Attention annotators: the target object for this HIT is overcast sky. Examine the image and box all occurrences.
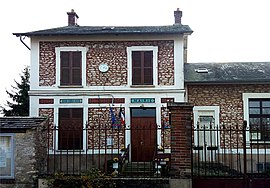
[1,0,270,110]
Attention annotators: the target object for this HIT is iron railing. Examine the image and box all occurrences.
[192,120,270,178]
[46,123,171,177]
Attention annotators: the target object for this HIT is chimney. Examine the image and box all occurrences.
[67,9,79,26]
[174,8,182,25]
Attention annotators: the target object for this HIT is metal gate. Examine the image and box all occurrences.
[192,121,270,188]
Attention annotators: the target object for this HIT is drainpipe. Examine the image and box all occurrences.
[20,35,30,50]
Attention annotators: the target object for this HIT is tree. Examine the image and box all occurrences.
[1,66,30,116]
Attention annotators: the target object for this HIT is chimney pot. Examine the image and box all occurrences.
[67,9,79,26]
[174,8,182,25]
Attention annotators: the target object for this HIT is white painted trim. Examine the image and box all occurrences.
[193,106,220,125]
[193,106,220,161]
[55,47,88,87]
[30,40,39,89]
[127,46,158,86]
[243,93,270,144]
[174,36,184,89]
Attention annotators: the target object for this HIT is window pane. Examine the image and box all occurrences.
[61,69,70,85]
[249,108,260,114]
[132,68,141,85]
[72,52,81,68]
[60,52,70,67]
[131,108,156,117]
[262,118,270,128]
[262,101,270,107]
[144,51,153,67]
[262,108,270,114]
[144,67,153,84]
[249,118,260,130]
[0,136,12,177]
[132,51,141,67]
[249,101,260,107]
[72,69,81,85]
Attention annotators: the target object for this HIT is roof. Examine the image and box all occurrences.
[184,62,270,84]
[0,117,47,130]
[13,25,193,37]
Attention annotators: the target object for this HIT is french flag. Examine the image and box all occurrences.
[119,107,125,126]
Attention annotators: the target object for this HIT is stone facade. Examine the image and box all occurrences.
[188,84,270,148]
[0,119,48,188]
[39,108,54,148]
[88,107,125,149]
[39,40,174,86]
[187,84,270,128]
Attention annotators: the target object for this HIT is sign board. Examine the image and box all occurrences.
[131,98,155,103]
[60,99,82,104]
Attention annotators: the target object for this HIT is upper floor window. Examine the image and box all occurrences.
[132,51,153,85]
[60,51,82,86]
[249,99,270,140]
[56,47,87,87]
[127,46,158,86]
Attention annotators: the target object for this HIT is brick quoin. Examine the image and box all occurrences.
[168,102,193,178]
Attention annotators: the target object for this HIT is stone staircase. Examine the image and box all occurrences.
[121,162,155,177]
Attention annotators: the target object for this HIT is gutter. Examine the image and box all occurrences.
[19,35,30,50]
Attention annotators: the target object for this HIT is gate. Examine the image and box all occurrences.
[192,121,270,188]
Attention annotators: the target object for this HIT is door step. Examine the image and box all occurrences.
[122,162,155,177]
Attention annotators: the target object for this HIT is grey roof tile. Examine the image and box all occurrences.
[13,25,193,37]
[0,117,47,130]
[184,62,270,84]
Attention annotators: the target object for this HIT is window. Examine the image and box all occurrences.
[249,99,270,140]
[60,51,82,86]
[127,46,158,86]
[56,47,87,87]
[193,106,220,161]
[132,51,153,85]
[0,134,14,179]
[58,108,83,150]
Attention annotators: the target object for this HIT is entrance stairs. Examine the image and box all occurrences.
[121,162,155,177]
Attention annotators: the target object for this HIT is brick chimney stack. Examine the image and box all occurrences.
[174,8,182,25]
[67,9,79,26]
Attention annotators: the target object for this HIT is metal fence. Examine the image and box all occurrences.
[46,123,171,177]
[192,120,270,178]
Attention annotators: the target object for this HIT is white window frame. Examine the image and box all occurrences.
[127,46,158,86]
[55,47,88,87]
[193,106,220,144]
[243,93,270,143]
[0,133,14,179]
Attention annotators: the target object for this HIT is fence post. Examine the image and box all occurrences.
[167,102,193,188]
[243,120,248,187]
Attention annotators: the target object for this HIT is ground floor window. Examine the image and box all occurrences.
[0,134,14,178]
[249,99,270,141]
[58,108,83,150]
[193,106,220,161]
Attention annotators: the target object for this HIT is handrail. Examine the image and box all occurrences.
[119,144,130,174]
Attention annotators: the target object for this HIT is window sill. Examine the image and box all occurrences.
[58,85,83,88]
[130,85,155,88]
